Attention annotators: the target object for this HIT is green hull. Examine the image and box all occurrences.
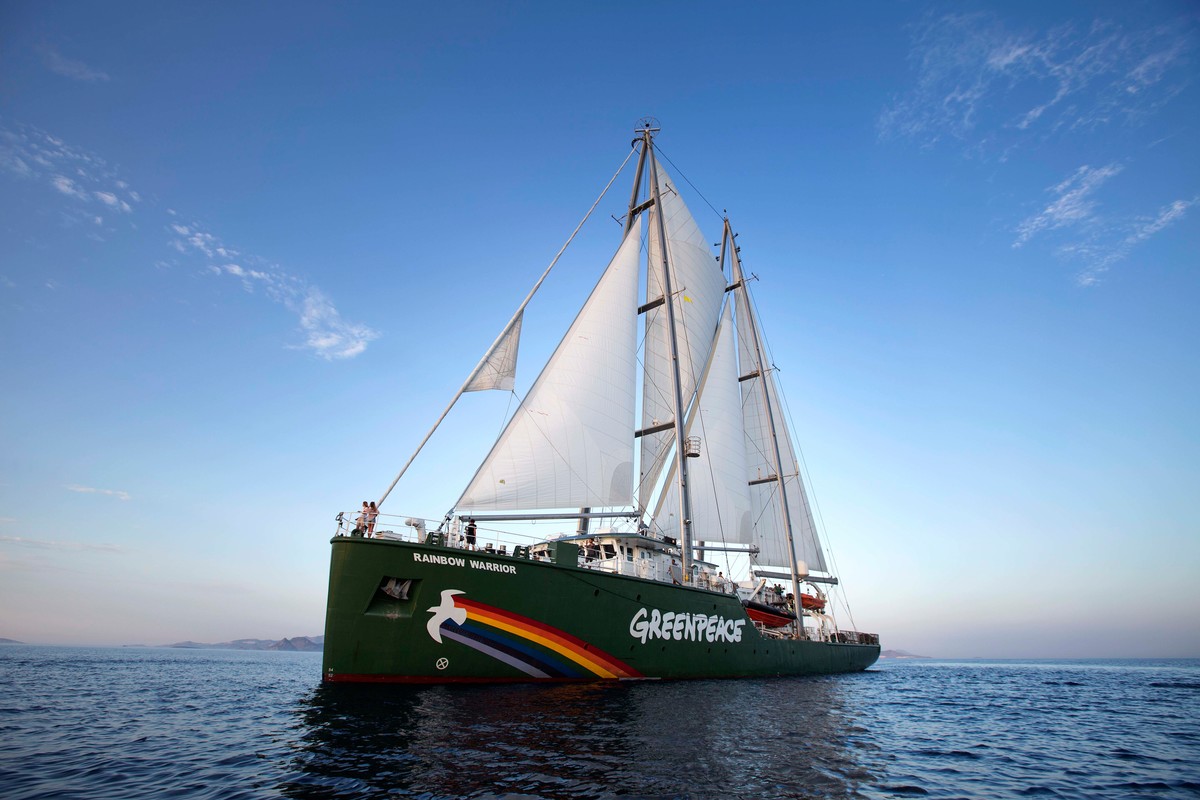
[322,536,879,683]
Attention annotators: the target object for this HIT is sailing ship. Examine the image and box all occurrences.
[322,122,879,683]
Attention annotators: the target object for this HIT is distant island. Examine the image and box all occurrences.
[0,637,23,644]
[880,649,932,659]
[165,636,323,652]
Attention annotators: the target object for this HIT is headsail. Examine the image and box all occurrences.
[458,217,643,511]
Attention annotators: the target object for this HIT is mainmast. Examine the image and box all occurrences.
[726,219,807,633]
[642,124,697,581]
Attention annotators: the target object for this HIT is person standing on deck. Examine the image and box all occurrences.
[355,501,369,536]
[366,502,379,537]
[465,518,477,549]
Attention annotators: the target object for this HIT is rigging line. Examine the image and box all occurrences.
[653,144,725,224]
[498,390,518,440]
[383,147,636,511]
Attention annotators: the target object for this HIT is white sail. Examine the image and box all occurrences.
[464,312,522,392]
[458,216,643,511]
[746,371,827,572]
[733,253,827,573]
[653,303,753,544]
[638,163,727,509]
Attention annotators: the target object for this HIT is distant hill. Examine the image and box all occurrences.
[166,636,323,651]
[0,637,22,644]
[268,636,322,652]
[880,649,931,659]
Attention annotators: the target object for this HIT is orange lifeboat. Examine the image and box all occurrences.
[742,600,795,628]
[800,593,826,611]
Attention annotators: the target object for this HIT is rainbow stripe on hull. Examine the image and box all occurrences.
[442,596,642,679]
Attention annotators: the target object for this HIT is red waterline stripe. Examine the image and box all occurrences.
[323,672,625,685]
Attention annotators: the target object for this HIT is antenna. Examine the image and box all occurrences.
[634,116,661,138]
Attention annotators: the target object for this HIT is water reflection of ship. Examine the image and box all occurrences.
[285,677,881,798]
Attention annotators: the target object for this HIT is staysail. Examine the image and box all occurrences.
[652,302,754,544]
[457,216,643,511]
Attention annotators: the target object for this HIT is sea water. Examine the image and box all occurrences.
[0,646,1196,799]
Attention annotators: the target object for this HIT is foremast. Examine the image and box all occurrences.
[640,124,698,582]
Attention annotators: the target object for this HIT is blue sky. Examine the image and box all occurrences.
[1,1,1197,657]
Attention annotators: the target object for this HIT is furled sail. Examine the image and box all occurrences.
[457,216,643,511]
[463,312,522,392]
[653,303,753,544]
[638,163,727,509]
[732,251,828,573]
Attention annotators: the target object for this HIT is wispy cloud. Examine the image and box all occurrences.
[880,14,1192,151]
[94,191,132,213]
[67,484,131,501]
[170,222,379,360]
[296,287,378,359]
[0,535,123,553]
[1,122,379,359]
[1014,164,1123,246]
[0,123,139,230]
[1066,196,1197,286]
[882,13,1196,285]
[1014,164,1195,284]
[38,45,111,83]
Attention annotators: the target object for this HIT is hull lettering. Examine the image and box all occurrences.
[628,607,745,645]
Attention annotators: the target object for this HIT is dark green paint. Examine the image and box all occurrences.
[323,537,879,682]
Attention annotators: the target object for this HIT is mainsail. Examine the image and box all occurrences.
[638,162,727,510]
[458,217,643,511]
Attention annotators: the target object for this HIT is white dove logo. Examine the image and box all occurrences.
[426,589,467,643]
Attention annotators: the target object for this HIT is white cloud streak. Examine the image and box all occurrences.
[94,191,132,212]
[1070,196,1197,286]
[1014,164,1123,247]
[38,46,111,83]
[67,484,132,501]
[880,14,1192,150]
[1,122,379,360]
[1,124,139,231]
[170,223,379,359]
[0,535,123,553]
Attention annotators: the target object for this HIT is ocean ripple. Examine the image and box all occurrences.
[0,648,1197,799]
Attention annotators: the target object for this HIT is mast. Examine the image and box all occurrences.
[645,127,696,581]
[624,131,650,237]
[727,218,806,636]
